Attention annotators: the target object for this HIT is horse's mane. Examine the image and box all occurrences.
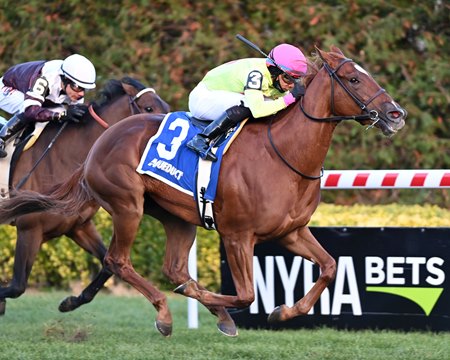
[303,54,323,88]
[94,77,146,107]
[304,47,349,87]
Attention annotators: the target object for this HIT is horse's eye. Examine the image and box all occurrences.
[350,78,359,84]
[145,107,154,112]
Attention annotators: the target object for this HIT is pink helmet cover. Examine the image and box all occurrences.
[267,44,307,77]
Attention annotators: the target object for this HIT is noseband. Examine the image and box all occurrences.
[300,58,385,124]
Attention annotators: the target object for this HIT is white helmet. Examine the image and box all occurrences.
[61,54,96,89]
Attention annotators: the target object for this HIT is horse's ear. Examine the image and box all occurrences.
[330,45,344,56]
[314,46,326,61]
[316,45,345,68]
[121,82,138,97]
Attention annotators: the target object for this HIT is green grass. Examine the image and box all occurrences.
[0,291,449,360]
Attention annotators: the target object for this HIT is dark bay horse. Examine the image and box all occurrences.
[0,77,170,315]
[0,46,406,337]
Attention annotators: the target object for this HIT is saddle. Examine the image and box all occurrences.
[0,122,49,200]
[137,111,248,230]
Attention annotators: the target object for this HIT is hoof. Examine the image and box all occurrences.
[217,320,238,337]
[173,279,195,295]
[155,320,172,337]
[58,296,79,313]
[267,305,283,323]
[0,299,5,316]
[173,283,187,295]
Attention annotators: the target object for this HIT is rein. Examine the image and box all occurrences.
[268,117,324,180]
[89,105,109,128]
[89,87,156,129]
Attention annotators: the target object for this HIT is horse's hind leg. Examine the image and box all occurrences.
[59,220,110,312]
[0,223,43,315]
[59,268,112,313]
[69,219,107,260]
[159,216,237,337]
[267,226,336,323]
[104,210,172,337]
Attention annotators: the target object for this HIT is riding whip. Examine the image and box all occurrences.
[235,34,298,83]
[16,121,69,189]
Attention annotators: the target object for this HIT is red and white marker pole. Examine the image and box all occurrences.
[321,169,450,189]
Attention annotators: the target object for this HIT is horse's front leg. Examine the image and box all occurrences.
[174,232,256,312]
[0,224,43,315]
[160,218,238,337]
[267,226,336,323]
[59,219,109,312]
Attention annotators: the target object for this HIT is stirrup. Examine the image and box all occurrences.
[199,148,217,162]
[187,135,217,162]
[187,142,217,162]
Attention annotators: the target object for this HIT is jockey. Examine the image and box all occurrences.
[0,54,96,158]
[187,43,308,162]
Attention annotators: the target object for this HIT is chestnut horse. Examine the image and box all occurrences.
[0,46,406,337]
[0,77,170,315]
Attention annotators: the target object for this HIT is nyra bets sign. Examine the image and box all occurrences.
[220,227,449,331]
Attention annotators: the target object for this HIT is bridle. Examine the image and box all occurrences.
[89,87,156,129]
[269,58,386,180]
[300,59,385,124]
[129,87,156,116]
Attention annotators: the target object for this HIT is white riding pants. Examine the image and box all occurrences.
[0,78,25,115]
[188,83,245,121]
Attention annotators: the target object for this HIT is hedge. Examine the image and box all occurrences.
[0,0,448,291]
[1,204,449,292]
[0,0,449,207]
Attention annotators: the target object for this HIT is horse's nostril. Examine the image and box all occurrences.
[390,111,401,119]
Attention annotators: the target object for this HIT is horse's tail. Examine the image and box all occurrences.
[0,166,92,224]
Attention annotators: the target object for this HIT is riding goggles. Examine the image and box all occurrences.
[68,81,86,93]
[282,73,301,84]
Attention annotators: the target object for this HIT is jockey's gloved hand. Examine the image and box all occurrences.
[283,80,306,106]
[290,81,305,100]
[60,104,88,123]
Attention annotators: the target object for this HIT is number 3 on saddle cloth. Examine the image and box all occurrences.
[136,111,247,230]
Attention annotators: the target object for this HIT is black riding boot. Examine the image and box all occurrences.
[187,104,251,162]
[0,114,28,158]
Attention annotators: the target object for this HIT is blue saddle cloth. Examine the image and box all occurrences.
[136,111,239,201]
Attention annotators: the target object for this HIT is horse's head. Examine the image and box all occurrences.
[314,46,406,136]
[88,77,170,129]
[120,77,170,114]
